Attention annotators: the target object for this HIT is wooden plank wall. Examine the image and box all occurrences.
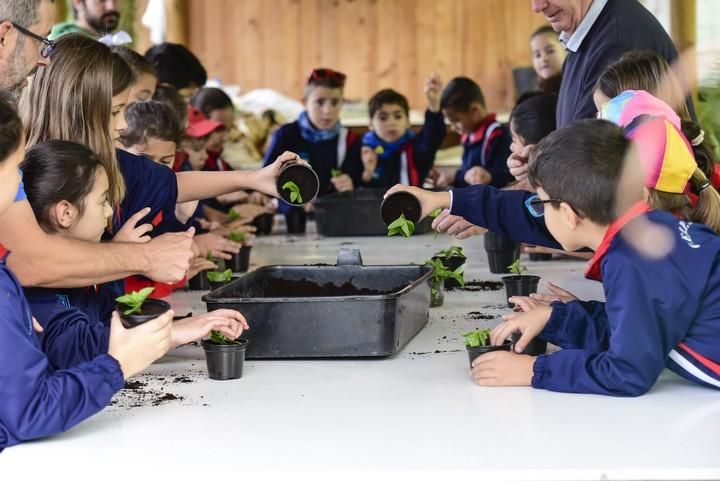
[187,0,547,112]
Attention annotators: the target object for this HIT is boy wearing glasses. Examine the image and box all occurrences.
[385,118,720,396]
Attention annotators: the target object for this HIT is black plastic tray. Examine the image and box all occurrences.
[314,188,432,236]
[203,249,432,358]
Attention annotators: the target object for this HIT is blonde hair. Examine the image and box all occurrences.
[648,168,720,234]
[22,34,126,205]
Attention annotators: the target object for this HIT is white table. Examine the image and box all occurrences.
[2,223,719,480]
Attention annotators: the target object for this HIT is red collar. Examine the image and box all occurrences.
[460,114,497,145]
[585,201,651,281]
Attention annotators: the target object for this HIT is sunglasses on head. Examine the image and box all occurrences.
[307,68,346,87]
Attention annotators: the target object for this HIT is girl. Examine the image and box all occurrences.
[529,25,565,95]
[21,140,247,373]
[111,45,158,103]
[0,99,170,450]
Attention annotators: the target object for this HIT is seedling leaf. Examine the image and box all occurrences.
[229,231,246,243]
[508,258,528,275]
[210,330,240,345]
[207,269,232,282]
[429,208,442,218]
[331,168,342,178]
[463,329,491,347]
[227,208,241,222]
[282,181,303,204]
[116,287,155,315]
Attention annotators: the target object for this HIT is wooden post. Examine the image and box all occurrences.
[671,0,697,97]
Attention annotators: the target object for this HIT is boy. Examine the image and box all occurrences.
[387,119,720,396]
[360,75,445,188]
[0,98,173,450]
[440,77,514,188]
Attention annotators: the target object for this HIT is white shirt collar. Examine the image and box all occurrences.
[559,0,609,53]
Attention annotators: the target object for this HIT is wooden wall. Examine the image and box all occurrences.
[187,0,547,112]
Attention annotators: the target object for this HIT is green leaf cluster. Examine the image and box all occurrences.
[282,181,303,204]
[115,287,155,315]
[387,214,415,238]
[463,329,491,347]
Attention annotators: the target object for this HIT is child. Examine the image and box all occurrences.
[529,25,565,95]
[145,42,207,102]
[0,99,170,450]
[359,76,446,188]
[111,46,158,103]
[21,140,247,373]
[388,118,720,395]
[440,76,514,188]
[508,93,557,183]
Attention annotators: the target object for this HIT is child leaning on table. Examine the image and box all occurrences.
[0,101,169,451]
[386,118,720,396]
[20,140,248,376]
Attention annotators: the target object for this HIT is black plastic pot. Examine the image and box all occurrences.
[466,341,512,368]
[431,255,466,289]
[285,208,307,234]
[229,246,252,273]
[117,299,171,329]
[188,273,211,291]
[529,252,553,261]
[252,213,274,236]
[202,338,249,380]
[380,191,422,225]
[277,163,319,206]
[510,332,547,356]
[430,279,444,307]
[502,275,541,307]
[483,231,521,274]
[209,279,231,291]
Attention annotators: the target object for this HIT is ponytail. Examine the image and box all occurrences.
[689,168,720,234]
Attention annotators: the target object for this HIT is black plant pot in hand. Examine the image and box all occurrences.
[117,299,171,329]
[252,214,274,236]
[501,275,541,308]
[484,231,521,274]
[277,163,319,206]
[229,246,252,273]
[380,191,422,225]
[466,341,512,368]
[432,255,466,289]
[202,338,249,380]
[285,208,307,235]
[511,332,548,356]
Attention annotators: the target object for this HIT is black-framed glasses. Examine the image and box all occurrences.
[525,195,584,218]
[11,22,55,59]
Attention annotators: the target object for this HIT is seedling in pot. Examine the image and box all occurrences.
[387,214,415,238]
[116,287,155,315]
[331,168,342,178]
[508,258,528,275]
[228,231,246,243]
[463,328,512,368]
[502,257,540,308]
[463,328,491,347]
[282,181,303,204]
[425,258,465,307]
[432,246,466,288]
[202,331,249,380]
[227,208,241,222]
[210,330,242,345]
[207,269,232,283]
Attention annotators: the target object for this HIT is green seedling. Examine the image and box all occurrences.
[508,258,528,275]
[227,208,241,222]
[229,231,246,243]
[425,258,465,287]
[463,329,492,347]
[387,214,415,238]
[210,330,241,345]
[207,269,232,283]
[435,245,465,260]
[282,181,303,204]
[116,287,155,315]
[331,168,342,178]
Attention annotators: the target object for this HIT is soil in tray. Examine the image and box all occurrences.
[233,278,407,298]
[446,280,504,292]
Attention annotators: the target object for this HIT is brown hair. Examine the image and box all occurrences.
[22,33,125,205]
[648,168,720,234]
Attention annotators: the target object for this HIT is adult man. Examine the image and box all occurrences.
[50,0,122,39]
[0,0,193,287]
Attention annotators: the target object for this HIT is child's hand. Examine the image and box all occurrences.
[252,151,307,197]
[431,209,487,239]
[175,201,198,224]
[424,73,443,112]
[331,173,354,192]
[113,207,153,244]
[491,301,552,353]
[170,309,249,348]
[507,144,534,181]
[194,232,241,260]
[187,257,217,280]
[361,146,378,183]
[530,282,579,304]
[108,310,173,379]
[384,184,451,219]
[227,203,274,222]
[470,351,535,387]
[464,166,492,185]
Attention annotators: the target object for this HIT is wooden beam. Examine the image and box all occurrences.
[670,0,697,98]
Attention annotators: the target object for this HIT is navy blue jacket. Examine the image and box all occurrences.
[0,259,122,451]
[363,110,446,189]
[533,209,720,396]
[454,116,514,189]
[557,0,692,127]
[24,286,114,371]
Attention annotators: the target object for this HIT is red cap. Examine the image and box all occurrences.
[185,106,224,138]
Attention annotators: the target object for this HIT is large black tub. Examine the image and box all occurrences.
[314,189,432,236]
[203,249,432,358]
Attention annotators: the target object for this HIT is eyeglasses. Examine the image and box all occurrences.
[307,68,346,86]
[525,194,583,218]
[11,22,55,59]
